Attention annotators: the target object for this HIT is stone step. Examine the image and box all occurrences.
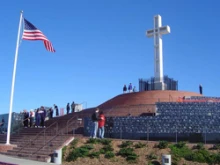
[4,152,51,162]
[7,148,54,156]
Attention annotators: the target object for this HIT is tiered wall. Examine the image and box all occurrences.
[84,100,220,142]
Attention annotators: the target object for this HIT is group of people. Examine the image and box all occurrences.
[21,101,76,128]
[90,108,105,139]
[22,106,47,128]
[123,83,136,93]
[66,101,76,114]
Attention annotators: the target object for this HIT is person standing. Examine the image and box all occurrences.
[66,103,70,114]
[49,107,53,119]
[38,107,46,128]
[35,109,41,128]
[23,110,29,128]
[29,110,35,127]
[71,101,75,113]
[199,84,203,95]
[98,111,105,139]
[54,104,59,116]
[91,108,99,138]
[128,83,132,93]
[133,86,136,92]
[123,85,127,94]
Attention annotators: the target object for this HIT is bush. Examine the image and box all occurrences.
[62,146,67,161]
[134,142,147,149]
[118,148,134,157]
[100,139,112,145]
[119,141,133,148]
[99,148,105,154]
[102,144,114,152]
[175,141,186,148]
[193,143,204,150]
[86,138,98,144]
[66,147,89,161]
[169,144,192,159]
[185,148,211,163]
[146,153,157,160]
[126,153,138,163]
[81,144,94,150]
[70,138,78,148]
[157,141,168,149]
[105,151,115,159]
[88,151,100,158]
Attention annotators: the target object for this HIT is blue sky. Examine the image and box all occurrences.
[0,0,220,114]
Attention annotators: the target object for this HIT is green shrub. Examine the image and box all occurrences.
[169,144,192,159]
[88,151,100,158]
[105,151,115,159]
[99,148,105,154]
[118,147,134,157]
[126,153,138,163]
[81,144,94,150]
[119,141,133,148]
[102,144,114,152]
[134,142,147,149]
[100,139,112,145]
[185,148,210,163]
[175,141,186,148]
[62,146,67,161]
[70,138,78,148]
[86,138,98,144]
[146,153,157,160]
[157,141,168,149]
[66,147,89,161]
[193,143,204,150]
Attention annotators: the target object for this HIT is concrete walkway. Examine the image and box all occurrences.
[0,154,58,165]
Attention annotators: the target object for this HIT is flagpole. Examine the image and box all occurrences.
[6,10,23,145]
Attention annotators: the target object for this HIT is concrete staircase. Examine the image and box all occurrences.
[0,112,84,162]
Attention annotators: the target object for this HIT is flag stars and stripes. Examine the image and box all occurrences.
[22,18,55,52]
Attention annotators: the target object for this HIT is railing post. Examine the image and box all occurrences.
[175,125,178,144]
[44,129,46,145]
[120,121,122,139]
[147,124,149,142]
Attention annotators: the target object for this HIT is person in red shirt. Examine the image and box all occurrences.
[98,111,105,139]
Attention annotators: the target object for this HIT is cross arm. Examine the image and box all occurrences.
[146,25,171,38]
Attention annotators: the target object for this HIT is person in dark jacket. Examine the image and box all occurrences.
[90,108,99,138]
[35,109,40,128]
[123,85,127,94]
[49,108,53,119]
[71,101,75,113]
[23,110,29,128]
[66,103,70,114]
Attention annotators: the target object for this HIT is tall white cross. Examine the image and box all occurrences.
[146,15,170,90]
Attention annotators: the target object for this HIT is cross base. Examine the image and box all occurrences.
[154,82,167,90]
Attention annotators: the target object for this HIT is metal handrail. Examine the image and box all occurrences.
[30,130,61,156]
[66,115,78,135]
[17,121,58,153]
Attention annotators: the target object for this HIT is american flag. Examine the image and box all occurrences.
[22,18,55,52]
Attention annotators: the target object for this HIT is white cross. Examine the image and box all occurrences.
[146,15,170,87]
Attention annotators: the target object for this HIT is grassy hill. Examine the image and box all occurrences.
[62,138,220,165]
